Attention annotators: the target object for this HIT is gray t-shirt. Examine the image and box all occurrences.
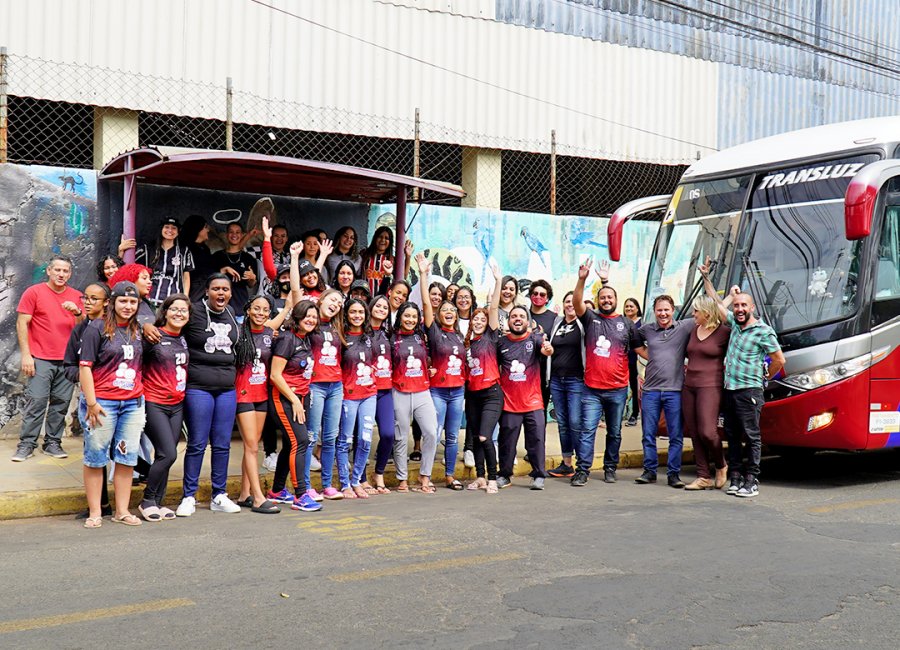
[635,320,692,391]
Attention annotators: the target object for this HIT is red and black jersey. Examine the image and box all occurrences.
[579,311,635,389]
[143,330,189,405]
[391,329,430,393]
[311,319,342,383]
[236,327,274,403]
[79,320,143,401]
[498,331,544,413]
[466,326,501,392]
[341,332,377,400]
[371,327,393,391]
[426,322,466,388]
[273,331,314,396]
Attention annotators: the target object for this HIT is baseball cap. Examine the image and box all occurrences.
[161,217,181,228]
[297,260,316,277]
[276,264,292,279]
[350,279,371,296]
[111,281,140,299]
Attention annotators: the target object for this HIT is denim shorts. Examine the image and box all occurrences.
[81,396,146,468]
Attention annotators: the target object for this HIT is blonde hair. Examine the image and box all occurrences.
[692,295,721,330]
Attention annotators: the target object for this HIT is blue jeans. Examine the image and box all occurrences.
[337,396,376,488]
[581,386,628,474]
[183,388,236,498]
[431,386,465,477]
[307,381,343,489]
[81,396,145,468]
[549,376,584,458]
[641,390,684,476]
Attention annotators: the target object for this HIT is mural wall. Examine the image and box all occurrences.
[368,204,660,309]
[0,164,100,433]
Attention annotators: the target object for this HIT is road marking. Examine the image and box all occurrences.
[329,552,525,583]
[808,498,900,514]
[0,598,194,634]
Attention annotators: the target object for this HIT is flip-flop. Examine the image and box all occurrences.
[486,482,499,495]
[111,513,142,526]
[83,516,102,529]
[409,451,422,461]
[363,485,378,495]
[342,489,358,499]
[396,484,410,493]
[251,500,281,514]
[138,505,162,522]
[446,479,464,491]
[353,487,370,499]
[412,484,436,494]
[375,485,391,494]
[158,507,176,520]
[466,480,486,491]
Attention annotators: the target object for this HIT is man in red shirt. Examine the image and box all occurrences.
[12,255,84,461]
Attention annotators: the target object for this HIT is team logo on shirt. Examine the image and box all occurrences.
[263,335,272,346]
[508,360,527,382]
[249,353,267,385]
[467,352,483,376]
[616,322,625,331]
[175,365,186,392]
[205,322,233,354]
[405,349,423,377]
[594,335,612,358]
[320,336,338,366]
[356,356,375,386]
[113,362,137,390]
[375,354,391,378]
[525,341,534,352]
[447,346,462,376]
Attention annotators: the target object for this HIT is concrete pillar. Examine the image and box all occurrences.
[93,107,139,169]
[461,147,501,210]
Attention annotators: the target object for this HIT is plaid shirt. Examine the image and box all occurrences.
[724,313,781,390]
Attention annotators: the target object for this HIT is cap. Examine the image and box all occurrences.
[350,279,371,295]
[161,217,181,228]
[297,260,316,277]
[111,281,139,299]
[276,264,292,279]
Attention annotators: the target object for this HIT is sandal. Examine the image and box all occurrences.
[111,513,142,526]
[363,485,378,495]
[83,516,102,529]
[446,479,464,491]
[413,483,436,494]
[409,451,422,461]
[158,507,176,520]
[236,495,253,508]
[138,505,162,522]
[375,485,391,494]
[353,486,370,499]
[396,483,410,493]
[251,499,281,514]
[486,481,499,495]
[342,488,358,499]
[467,478,486,491]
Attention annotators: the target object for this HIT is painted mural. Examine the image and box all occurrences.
[0,164,99,432]
[368,204,660,310]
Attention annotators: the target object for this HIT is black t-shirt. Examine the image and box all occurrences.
[183,300,240,391]
[63,318,94,384]
[188,243,216,303]
[550,319,584,378]
[530,309,556,381]
[211,249,257,316]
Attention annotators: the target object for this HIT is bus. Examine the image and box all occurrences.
[608,116,900,452]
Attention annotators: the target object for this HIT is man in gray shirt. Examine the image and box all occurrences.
[632,295,692,488]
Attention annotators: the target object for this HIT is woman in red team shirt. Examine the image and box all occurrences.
[416,253,467,491]
[233,295,283,514]
[139,293,191,522]
[268,301,322,513]
[336,298,378,499]
[367,294,395,493]
[79,281,146,528]
[464,263,504,494]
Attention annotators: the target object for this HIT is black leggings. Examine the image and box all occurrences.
[465,383,503,481]
[261,413,278,456]
[628,356,640,418]
[272,392,310,495]
[142,401,184,507]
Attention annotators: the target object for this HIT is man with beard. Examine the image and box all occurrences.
[632,295,693,488]
[700,259,784,498]
[572,257,636,486]
[497,305,554,490]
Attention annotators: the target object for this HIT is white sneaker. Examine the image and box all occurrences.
[175,496,196,517]
[464,450,476,468]
[263,452,278,472]
[310,456,322,472]
[210,493,241,513]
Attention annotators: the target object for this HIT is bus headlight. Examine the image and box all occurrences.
[781,347,889,391]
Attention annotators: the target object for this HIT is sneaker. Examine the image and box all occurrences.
[626,416,637,427]
[306,488,324,502]
[530,477,545,490]
[547,462,575,478]
[736,478,759,498]
[175,496,196,517]
[41,442,68,459]
[263,452,278,472]
[291,494,323,512]
[211,493,242,513]
[464,449,476,468]
[267,488,294,504]
[496,476,511,489]
[634,470,657,484]
[310,456,322,472]
[322,487,344,500]
[11,445,35,462]
[667,474,685,489]
[604,469,617,483]
[570,471,588,487]
[726,477,743,496]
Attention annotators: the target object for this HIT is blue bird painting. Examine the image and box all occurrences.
[520,226,550,268]
[473,218,494,283]
[565,219,608,251]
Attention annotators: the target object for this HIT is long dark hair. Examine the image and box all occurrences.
[289,300,320,336]
[363,226,394,260]
[233,295,275,369]
[453,286,476,318]
[392,301,425,338]
[148,219,180,266]
[96,254,124,282]
[343,297,372,336]
[624,297,643,318]
[331,259,358,292]
[428,282,446,305]
[501,275,519,305]
[153,293,192,328]
[302,267,326,293]
[103,294,141,341]
[333,225,359,257]
[368,294,392,336]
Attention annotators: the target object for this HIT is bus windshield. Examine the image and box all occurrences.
[741,154,878,333]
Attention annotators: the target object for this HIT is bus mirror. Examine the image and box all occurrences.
[845,179,876,239]
[608,213,626,261]
[607,194,673,262]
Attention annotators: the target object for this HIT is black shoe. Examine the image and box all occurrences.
[726,477,743,495]
[41,442,68,459]
[667,474,685,489]
[570,471,588,487]
[604,469,617,483]
[547,462,575,478]
[634,470,657,484]
[626,417,637,427]
[409,451,422,461]
[236,495,253,508]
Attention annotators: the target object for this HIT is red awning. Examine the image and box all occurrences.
[98,147,465,203]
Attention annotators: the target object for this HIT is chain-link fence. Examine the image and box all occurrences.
[0,50,687,216]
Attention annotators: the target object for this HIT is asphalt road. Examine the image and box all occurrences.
[3,451,900,649]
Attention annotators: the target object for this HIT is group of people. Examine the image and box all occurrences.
[12,211,784,529]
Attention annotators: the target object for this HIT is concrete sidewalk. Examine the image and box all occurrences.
[0,420,692,520]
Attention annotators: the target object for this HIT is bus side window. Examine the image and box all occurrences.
[872,198,900,327]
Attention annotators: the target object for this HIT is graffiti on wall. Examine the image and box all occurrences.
[368,204,660,309]
[0,164,99,431]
